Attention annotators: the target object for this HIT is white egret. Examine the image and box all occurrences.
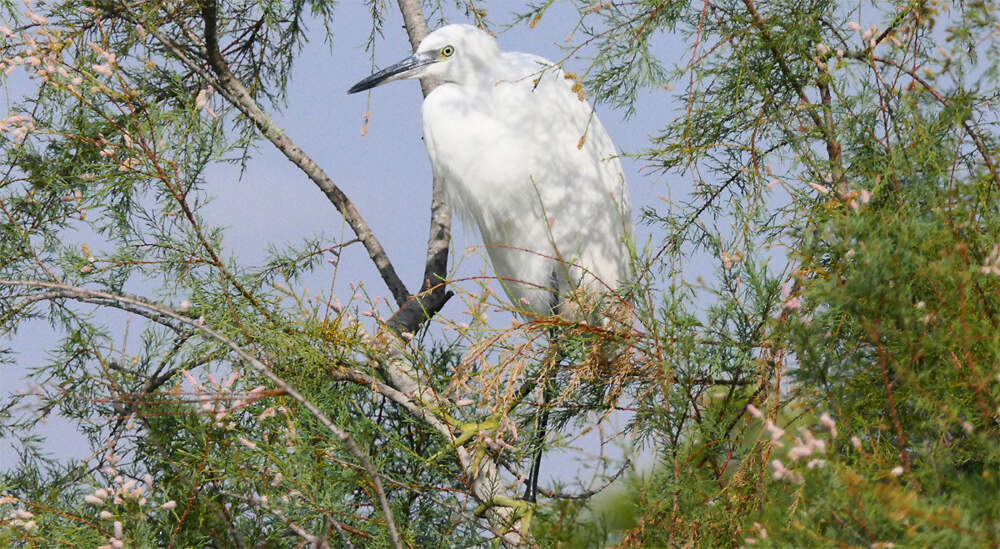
[349,24,633,317]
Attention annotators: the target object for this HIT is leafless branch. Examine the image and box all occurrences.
[538,459,632,500]
[387,0,453,334]
[126,2,412,308]
[199,0,413,307]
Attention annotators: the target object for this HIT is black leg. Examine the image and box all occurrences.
[523,268,562,503]
[523,378,552,503]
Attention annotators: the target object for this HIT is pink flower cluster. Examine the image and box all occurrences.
[82,462,177,548]
[180,368,266,429]
[0,496,38,534]
[982,244,1000,276]
[0,114,35,143]
[747,405,840,484]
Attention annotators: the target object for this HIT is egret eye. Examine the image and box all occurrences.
[440,45,455,57]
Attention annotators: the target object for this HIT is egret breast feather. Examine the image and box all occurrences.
[349,24,632,317]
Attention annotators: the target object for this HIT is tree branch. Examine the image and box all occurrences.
[200,1,412,305]
[0,279,405,549]
[870,55,1000,190]
[134,1,412,308]
[741,0,845,186]
[387,0,453,334]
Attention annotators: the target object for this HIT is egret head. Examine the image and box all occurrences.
[347,25,501,93]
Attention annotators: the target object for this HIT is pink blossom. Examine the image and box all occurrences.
[92,63,113,76]
[981,244,1000,276]
[771,459,789,479]
[195,88,217,118]
[765,420,785,446]
[24,10,47,25]
[819,412,837,437]
[807,180,832,195]
[258,407,277,420]
[161,500,177,510]
[180,369,203,391]
[238,437,257,450]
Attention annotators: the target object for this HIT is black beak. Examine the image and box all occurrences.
[347,51,438,94]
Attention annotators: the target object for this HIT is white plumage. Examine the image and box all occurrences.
[349,24,632,316]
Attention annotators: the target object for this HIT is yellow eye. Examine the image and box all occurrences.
[440,45,455,57]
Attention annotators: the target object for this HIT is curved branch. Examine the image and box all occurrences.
[539,459,632,500]
[198,1,411,306]
[130,2,411,308]
[328,367,455,441]
[0,279,404,549]
[9,289,190,334]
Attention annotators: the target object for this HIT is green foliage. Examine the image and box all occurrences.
[524,0,1000,547]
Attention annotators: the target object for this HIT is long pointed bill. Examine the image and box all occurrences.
[347,51,438,94]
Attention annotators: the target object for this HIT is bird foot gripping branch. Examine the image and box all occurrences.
[474,495,535,536]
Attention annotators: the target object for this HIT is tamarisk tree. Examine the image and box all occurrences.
[2,0,999,548]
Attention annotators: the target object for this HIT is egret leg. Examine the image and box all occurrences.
[523,376,553,503]
[523,273,564,503]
